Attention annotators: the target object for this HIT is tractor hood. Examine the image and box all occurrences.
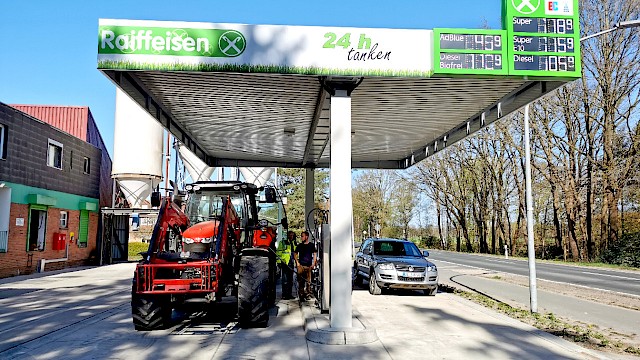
[183,220,218,241]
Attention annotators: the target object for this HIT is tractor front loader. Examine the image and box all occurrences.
[131,181,280,330]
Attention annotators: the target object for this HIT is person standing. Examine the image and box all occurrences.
[294,231,316,300]
[276,231,296,300]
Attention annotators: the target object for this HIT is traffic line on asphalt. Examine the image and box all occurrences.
[581,271,640,281]
[433,258,640,299]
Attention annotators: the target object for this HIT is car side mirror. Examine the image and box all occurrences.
[423,250,430,258]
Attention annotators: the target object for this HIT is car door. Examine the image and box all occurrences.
[357,239,371,275]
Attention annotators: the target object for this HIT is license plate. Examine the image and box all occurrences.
[401,272,422,278]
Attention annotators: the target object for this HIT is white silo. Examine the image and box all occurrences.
[239,167,274,187]
[112,88,164,208]
[178,144,215,182]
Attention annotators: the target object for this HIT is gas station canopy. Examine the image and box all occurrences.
[98,0,581,169]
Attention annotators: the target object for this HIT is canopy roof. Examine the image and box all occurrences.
[103,70,564,168]
[98,18,575,169]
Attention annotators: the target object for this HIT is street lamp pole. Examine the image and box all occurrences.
[523,19,640,313]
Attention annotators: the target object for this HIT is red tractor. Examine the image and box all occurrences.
[131,181,282,330]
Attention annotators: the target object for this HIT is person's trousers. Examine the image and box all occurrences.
[297,265,312,297]
[280,262,293,297]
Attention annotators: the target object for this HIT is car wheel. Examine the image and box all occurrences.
[368,270,382,295]
[353,263,363,287]
[423,288,437,296]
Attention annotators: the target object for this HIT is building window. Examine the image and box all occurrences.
[83,157,90,174]
[0,124,6,160]
[47,139,63,169]
[60,211,68,228]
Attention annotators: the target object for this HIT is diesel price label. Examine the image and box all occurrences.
[513,54,576,72]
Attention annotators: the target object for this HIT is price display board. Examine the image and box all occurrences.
[505,0,581,77]
[433,28,508,76]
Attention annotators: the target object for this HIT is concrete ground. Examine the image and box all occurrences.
[0,263,621,359]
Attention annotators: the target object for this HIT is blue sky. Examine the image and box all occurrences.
[0,0,502,157]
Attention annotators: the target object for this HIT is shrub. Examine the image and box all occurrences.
[600,232,640,268]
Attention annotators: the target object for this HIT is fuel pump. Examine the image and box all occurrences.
[307,208,330,312]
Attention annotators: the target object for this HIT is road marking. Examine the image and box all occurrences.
[581,271,640,281]
[433,258,640,298]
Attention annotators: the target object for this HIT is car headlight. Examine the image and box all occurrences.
[201,237,213,244]
[377,263,395,270]
[183,237,195,244]
[427,265,437,272]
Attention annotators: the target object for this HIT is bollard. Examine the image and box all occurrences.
[504,244,508,259]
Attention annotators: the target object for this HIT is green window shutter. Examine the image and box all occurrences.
[79,210,89,244]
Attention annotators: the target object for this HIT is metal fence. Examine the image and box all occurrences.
[0,230,8,252]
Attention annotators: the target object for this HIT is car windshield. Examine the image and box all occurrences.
[373,241,422,257]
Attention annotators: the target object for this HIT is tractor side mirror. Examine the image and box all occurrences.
[264,187,277,203]
[281,217,288,229]
[150,191,161,207]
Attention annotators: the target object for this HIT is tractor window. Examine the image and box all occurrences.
[186,191,245,225]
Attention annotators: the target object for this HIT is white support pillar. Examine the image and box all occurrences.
[524,104,538,313]
[305,168,315,231]
[330,89,353,329]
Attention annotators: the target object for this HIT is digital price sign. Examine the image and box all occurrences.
[505,0,581,78]
[512,17,575,34]
[513,54,576,71]
[513,35,575,53]
[434,29,508,76]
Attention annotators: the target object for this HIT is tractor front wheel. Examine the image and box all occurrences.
[238,255,270,327]
[131,293,171,331]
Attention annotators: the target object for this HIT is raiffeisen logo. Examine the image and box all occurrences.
[98,26,246,57]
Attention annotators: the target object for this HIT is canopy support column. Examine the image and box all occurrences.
[305,168,315,231]
[329,89,353,329]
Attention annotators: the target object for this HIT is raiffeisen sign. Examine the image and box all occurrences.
[99,27,246,57]
[97,19,434,77]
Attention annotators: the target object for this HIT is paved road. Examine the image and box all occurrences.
[0,264,614,359]
[428,250,640,296]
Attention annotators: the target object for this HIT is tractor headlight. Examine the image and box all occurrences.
[201,237,213,244]
[183,237,195,244]
[377,263,395,270]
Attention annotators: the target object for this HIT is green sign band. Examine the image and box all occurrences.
[98,26,246,57]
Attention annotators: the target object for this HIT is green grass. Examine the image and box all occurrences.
[128,242,149,262]
[98,60,434,77]
[454,289,640,354]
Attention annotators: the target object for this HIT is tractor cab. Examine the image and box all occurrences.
[180,182,259,259]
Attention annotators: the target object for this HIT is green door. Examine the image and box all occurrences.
[79,210,89,246]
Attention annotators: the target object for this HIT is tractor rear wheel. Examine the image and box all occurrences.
[131,293,171,331]
[238,255,270,327]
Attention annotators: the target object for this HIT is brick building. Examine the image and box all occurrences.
[0,102,111,277]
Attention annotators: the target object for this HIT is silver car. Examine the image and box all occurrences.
[354,238,438,295]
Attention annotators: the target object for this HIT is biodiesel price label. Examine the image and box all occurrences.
[433,28,507,76]
[504,0,581,77]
